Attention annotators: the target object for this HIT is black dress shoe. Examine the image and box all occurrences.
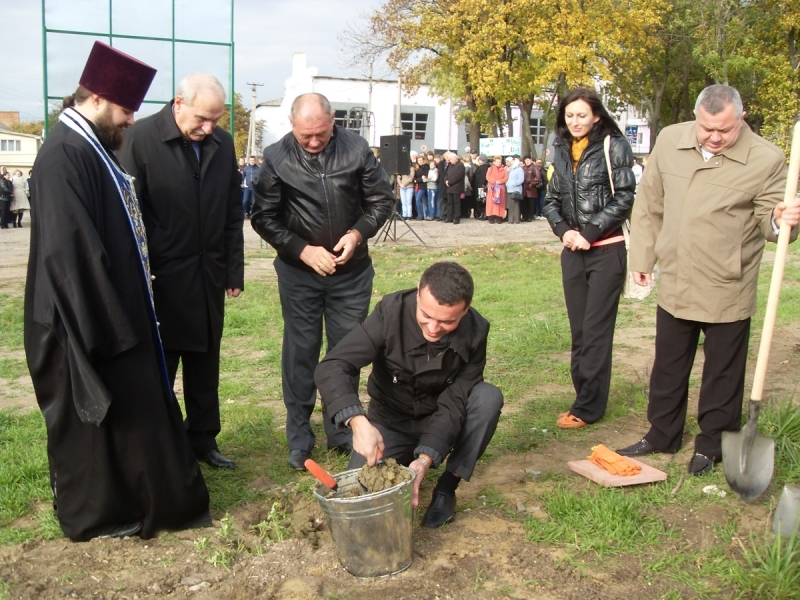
[616,438,659,457]
[95,521,143,539]
[288,449,310,471]
[452,219,460,225]
[197,449,238,470]
[421,492,456,528]
[688,453,716,476]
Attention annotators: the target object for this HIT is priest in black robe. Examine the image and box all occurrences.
[25,41,210,541]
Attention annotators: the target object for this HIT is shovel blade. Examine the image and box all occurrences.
[722,430,775,503]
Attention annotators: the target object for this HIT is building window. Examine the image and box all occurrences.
[334,108,366,133]
[401,112,427,140]
[0,140,21,152]
[529,118,546,146]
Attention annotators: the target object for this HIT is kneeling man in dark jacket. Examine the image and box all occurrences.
[315,262,503,528]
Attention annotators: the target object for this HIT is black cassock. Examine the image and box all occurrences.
[24,112,210,541]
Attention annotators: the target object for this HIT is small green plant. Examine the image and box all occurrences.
[253,502,290,543]
[207,548,235,571]
[473,569,485,592]
[217,513,235,541]
[194,536,209,551]
[0,578,10,600]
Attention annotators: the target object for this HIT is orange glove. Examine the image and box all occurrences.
[588,444,642,476]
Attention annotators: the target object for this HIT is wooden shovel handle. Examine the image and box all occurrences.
[751,121,800,402]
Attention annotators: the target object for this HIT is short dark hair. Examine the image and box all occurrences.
[554,87,622,144]
[419,262,473,306]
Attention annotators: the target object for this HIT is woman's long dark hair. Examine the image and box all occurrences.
[554,87,623,144]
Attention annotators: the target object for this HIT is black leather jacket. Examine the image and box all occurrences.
[543,134,635,244]
[251,126,394,274]
[0,177,12,200]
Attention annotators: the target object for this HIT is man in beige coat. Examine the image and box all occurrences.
[617,84,800,475]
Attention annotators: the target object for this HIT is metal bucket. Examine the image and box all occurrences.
[773,484,800,537]
[313,467,414,577]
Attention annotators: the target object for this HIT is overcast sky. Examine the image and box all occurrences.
[0,0,387,123]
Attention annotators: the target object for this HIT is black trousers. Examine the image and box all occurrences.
[442,192,461,223]
[347,383,504,482]
[165,337,222,454]
[275,258,373,453]
[644,306,750,459]
[522,196,536,220]
[0,199,9,228]
[561,243,626,423]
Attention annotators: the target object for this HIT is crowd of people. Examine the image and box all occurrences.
[19,38,800,544]
[385,149,550,224]
[0,167,31,228]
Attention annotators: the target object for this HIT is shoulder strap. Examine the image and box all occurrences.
[603,135,615,196]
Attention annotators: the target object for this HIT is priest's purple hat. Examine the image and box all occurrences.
[79,41,157,111]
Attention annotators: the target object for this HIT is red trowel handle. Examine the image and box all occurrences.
[305,459,338,490]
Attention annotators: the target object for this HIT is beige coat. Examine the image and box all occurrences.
[630,121,797,323]
[397,165,415,188]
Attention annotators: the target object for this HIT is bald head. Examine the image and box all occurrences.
[290,93,335,154]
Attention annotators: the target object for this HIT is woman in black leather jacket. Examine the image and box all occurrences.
[543,87,635,429]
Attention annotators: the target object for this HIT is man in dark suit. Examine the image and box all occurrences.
[443,152,465,224]
[119,72,245,470]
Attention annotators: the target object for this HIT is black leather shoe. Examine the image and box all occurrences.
[421,492,456,528]
[288,449,310,471]
[688,453,716,476]
[616,438,659,457]
[95,521,143,539]
[197,449,238,470]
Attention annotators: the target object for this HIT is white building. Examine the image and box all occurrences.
[256,53,470,154]
[256,53,651,158]
[0,126,42,173]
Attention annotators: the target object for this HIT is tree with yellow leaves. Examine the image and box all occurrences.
[345,0,665,155]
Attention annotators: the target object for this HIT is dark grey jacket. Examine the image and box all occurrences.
[544,134,635,244]
[315,289,489,466]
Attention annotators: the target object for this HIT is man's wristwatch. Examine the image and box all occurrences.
[416,455,431,469]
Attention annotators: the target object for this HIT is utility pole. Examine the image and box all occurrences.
[246,82,264,158]
[396,73,402,136]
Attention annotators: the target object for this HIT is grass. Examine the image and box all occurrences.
[524,483,676,557]
[1,242,800,597]
[734,530,800,599]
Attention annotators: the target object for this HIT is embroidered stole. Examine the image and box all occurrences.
[59,108,173,401]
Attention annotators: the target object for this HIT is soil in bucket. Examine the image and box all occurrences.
[321,459,413,499]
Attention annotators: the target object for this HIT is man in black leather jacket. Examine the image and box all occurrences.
[251,93,394,470]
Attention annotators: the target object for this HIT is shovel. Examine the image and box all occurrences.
[722,121,800,502]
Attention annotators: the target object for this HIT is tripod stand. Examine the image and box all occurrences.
[373,210,427,246]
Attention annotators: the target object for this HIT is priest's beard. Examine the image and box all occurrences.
[94,105,125,150]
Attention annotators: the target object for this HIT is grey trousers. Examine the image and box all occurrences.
[347,382,504,481]
[275,258,373,453]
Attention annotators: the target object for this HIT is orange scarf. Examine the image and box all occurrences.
[571,137,589,172]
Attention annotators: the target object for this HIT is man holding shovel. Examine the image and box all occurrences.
[617,84,800,475]
[315,261,503,528]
